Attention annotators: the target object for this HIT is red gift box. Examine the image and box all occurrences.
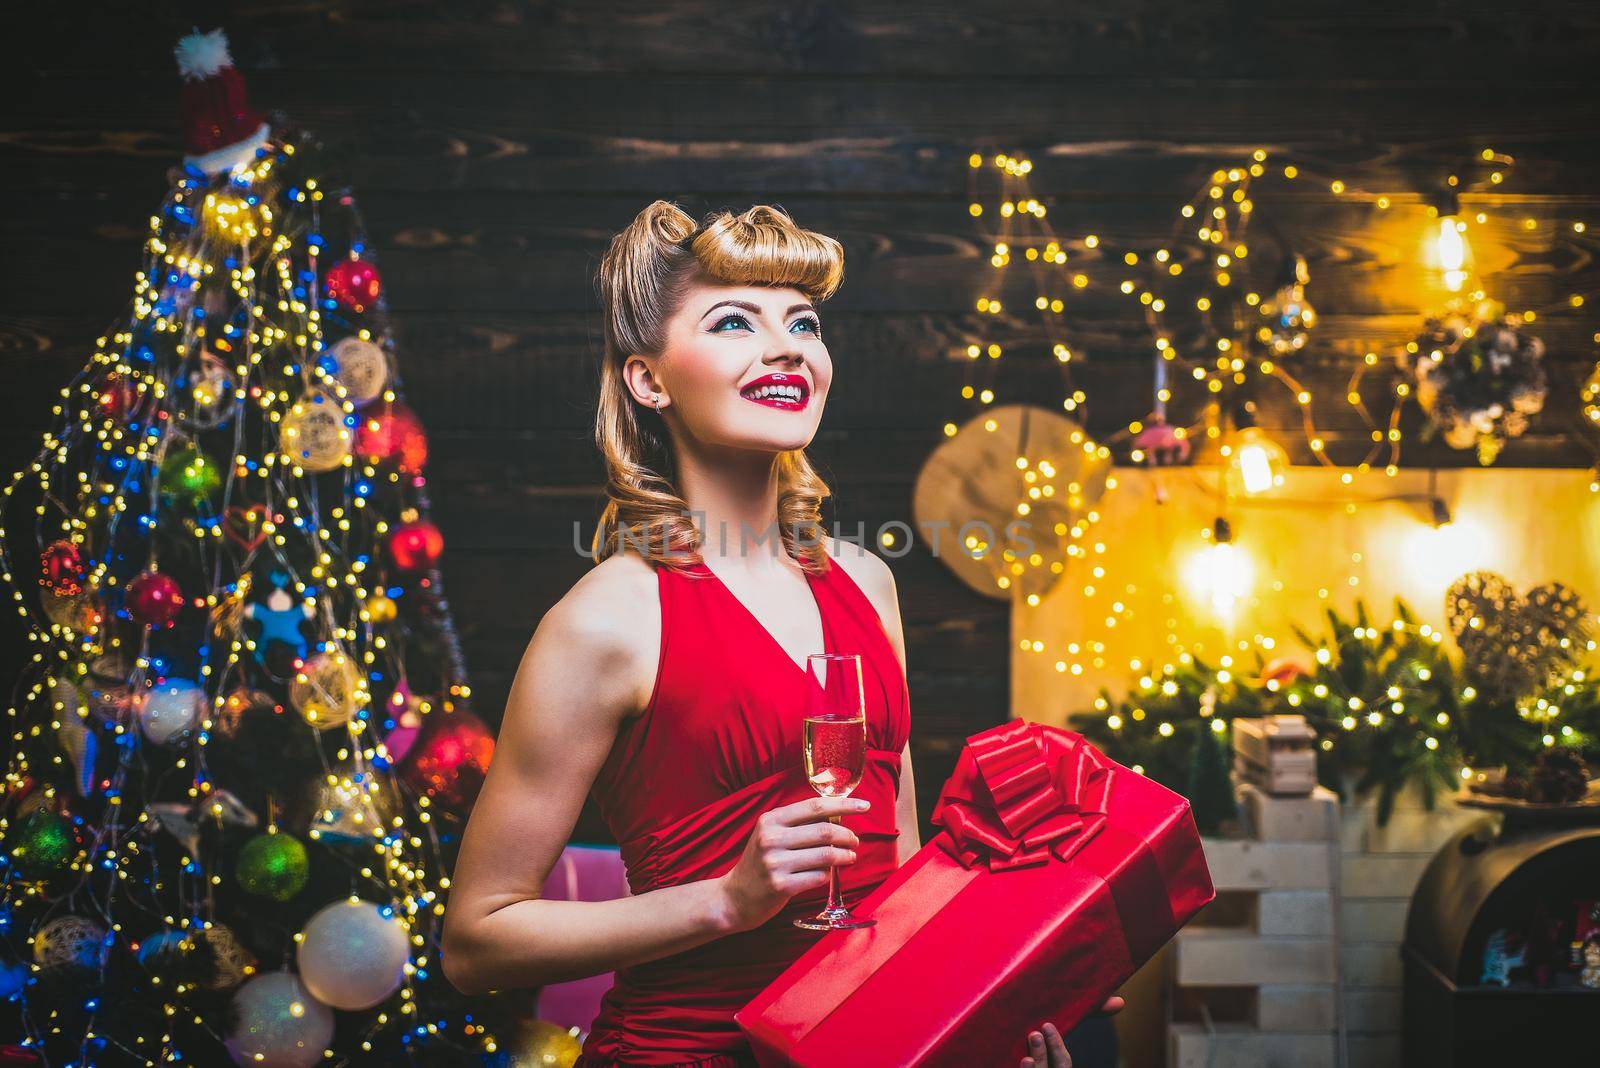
[735,719,1215,1067]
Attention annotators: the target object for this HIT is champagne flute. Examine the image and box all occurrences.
[794,653,876,931]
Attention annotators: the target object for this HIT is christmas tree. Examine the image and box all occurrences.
[0,31,519,1066]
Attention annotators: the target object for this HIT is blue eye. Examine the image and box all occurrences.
[711,313,750,332]
[792,316,822,336]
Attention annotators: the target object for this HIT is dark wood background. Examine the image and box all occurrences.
[4,1,1599,845]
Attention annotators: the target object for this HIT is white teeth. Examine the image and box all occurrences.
[744,383,804,402]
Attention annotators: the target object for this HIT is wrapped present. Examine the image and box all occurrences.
[736,719,1215,1067]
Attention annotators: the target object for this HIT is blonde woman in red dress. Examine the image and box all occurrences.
[440,202,1118,1067]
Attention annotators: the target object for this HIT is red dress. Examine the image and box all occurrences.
[573,555,912,1067]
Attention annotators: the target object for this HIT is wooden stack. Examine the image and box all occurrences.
[1168,783,1344,1068]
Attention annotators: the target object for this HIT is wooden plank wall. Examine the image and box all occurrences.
[4,1,1599,846]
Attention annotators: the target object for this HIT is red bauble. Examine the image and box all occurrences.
[400,711,495,809]
[388,519,444,572]
[125,570,185,628]
[40,540,87,596]
[325,259,383,313]
[96,374,137,421]
[355,403,429,475]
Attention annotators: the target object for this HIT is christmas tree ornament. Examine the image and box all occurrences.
[7,808,79,880]
[295,898,410,1010]
[1446,571,1589,703]
[182,352,240,430]
[40,587,102,634]
[84,654,134,722]
[201,191,273,245]
[159,442,221,502]
[95,373,138,422]
[1131,418,1190,466]
[137,677,204,745]
[378,683,425,764]
[57,715,98,797]
[150,788,260,855]
[325,258,383,313]
[243,568,314,667]
[308,771,399,844]
[323,336,388,407]
[388,518,445,572]
[504,1020,585,1068]
[217,687,277,737]
[125,569,185,628]
[1396,298,1547,465]
[222,504,273,554]
[401,711,495,809]
[1254,252,1316,357]
[199,923,259,991]
[235,831,310,901]
[174,29,270,178]
[279,389,352,473]
[355,402,429,475]
[289,649,364,729]
[223,971,334,1068]
[363,591,398,624]
[39,539,86,596]
[32,915,109,973]
[134,928,191,970]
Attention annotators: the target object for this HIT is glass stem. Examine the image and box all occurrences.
[825,814,843,911]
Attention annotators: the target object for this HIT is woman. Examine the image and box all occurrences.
[440,201,1116,1067]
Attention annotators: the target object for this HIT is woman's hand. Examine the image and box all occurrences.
[715,794,867,932]
[1020,996,1125,1068]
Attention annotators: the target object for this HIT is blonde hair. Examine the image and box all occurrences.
[592,201,845,574]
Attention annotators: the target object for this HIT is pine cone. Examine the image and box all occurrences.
[1525,747,1591,804]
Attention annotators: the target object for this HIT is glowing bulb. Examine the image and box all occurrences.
[1185,526,1252,620]
[1435,215,1471,292]
[1223,426,1285,496]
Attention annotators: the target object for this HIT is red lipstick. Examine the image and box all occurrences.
[738,372,810,411]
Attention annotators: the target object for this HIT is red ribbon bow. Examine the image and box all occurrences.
[929,719,1116,872]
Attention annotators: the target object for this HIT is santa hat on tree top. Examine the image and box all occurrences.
[174,28,271,177]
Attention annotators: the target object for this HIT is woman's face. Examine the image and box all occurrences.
[630,277,832,454]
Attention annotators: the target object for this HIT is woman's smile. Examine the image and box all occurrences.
[738,371,811,412]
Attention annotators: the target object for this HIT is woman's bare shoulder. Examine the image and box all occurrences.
[527,551,661,719]
[822,534,896,601]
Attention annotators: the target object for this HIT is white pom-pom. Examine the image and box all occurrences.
[174,29,234,81]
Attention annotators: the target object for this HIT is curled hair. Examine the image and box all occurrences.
[591,201,844,573]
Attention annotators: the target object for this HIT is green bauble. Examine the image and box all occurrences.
[8,809,77,879]
[236,832,310,901]
[158,444,220,502]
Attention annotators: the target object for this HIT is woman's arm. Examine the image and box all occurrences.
[440,559,741,996]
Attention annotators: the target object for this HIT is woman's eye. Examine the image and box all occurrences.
[792,316,822,336]
[711,313,751,332]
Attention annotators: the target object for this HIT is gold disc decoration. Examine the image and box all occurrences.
[912,404,1113,602]
[289,649,364,729]
[504,1019,584,1068]
[279,389,351,473]
[325,337,389,408]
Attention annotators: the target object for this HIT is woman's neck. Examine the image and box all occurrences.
[672,439,790,571]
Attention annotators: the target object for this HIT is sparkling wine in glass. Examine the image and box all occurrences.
[794,653,876,931]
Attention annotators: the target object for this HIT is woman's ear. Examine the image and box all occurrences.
[622,355,668,409]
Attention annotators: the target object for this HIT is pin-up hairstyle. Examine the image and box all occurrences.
[592,201,845,573]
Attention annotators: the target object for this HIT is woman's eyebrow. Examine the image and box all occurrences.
[699,299,817,320]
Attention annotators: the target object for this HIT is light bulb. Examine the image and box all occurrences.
[1223,426,1286,496]
[1436,215,1471,292]
[1237,443,1274,494]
